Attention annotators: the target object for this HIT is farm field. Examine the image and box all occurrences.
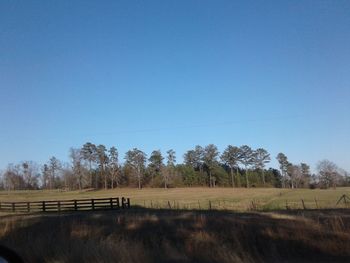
[1,188,350,262]
[1,187,350,211]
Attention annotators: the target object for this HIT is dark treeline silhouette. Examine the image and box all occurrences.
[0,143,349,191]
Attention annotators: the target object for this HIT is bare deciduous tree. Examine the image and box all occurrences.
[49,157,61,190]
[317,160,339,189]
[70,148,85,190]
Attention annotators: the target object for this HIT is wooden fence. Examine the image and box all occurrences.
[139,196,350,211]
[0,197,130,213]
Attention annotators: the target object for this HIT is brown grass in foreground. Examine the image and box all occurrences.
[0,208,350,263]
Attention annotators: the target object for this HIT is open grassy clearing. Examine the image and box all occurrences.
[1,187,349,211]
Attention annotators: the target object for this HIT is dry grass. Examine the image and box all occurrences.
[1,208,350,263]
[1,187,349,211]
[1,188,350,262]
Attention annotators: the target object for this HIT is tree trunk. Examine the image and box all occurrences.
[137,170,141,189]
[262,170,265,185]
[95,171,98,189]
[89,161,93,188]
[245,166,249,188]
[49,170,54,190]
[230,167,234,188]
[209,170,212,188]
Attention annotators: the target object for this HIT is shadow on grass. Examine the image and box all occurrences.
[1,207,350,263]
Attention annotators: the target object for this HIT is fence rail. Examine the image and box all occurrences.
[0,197,130,213]
[137,196,350,211]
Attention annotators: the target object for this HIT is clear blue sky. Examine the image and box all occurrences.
[1,0,349,171]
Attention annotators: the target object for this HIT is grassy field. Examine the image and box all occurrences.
[1,188,350,262]
[1,187,349,211]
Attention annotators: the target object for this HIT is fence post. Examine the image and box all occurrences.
[91,199,95,210]
[209,200,212,210]
[42,201,46,212]
[301,199,306,210]
[127,198,130,208]
[12,203,15,212]
[122,197,125,209]
[168,201,171,209]
[27,202,30,212]
[116,198,119,209]
[74,200,77,211]
[58,201,61,212]
[110,198,113,209]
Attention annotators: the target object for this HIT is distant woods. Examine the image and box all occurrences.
[0,143,349,191]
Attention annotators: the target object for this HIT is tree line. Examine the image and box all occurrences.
[0,142,349,191]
